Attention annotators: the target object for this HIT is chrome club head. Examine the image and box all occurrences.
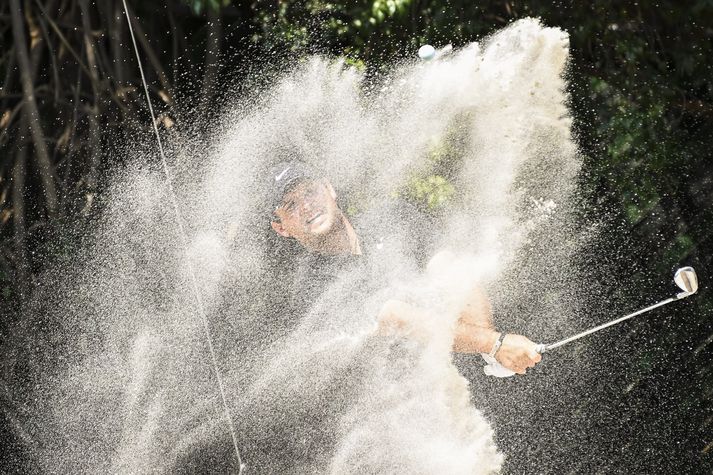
[674,266,698,297]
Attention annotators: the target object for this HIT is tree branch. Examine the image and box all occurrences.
[0,102,24,147]
[1,48,16,99]
[10,0,58,218]
[78,0,101,198]
[34,0,61,103]
[124,2,174,105]
[109,0,125,86]
[32,0,93,81]
[11,121,28,305]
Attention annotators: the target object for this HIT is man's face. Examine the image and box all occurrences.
[271,179,341,246]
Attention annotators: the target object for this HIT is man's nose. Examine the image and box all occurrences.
[298,196,315,214]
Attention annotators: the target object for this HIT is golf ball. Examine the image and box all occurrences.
[418,44,436,61]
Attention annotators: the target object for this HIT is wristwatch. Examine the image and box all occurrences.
[488,332,506,358]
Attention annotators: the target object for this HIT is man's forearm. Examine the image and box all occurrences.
[377,296,541,374]
[378,295,501,354]
[458,286,494,327]
[452,321,499,354]
[426,252,543,372]
[451,286,499,354]
[376,299,432,342]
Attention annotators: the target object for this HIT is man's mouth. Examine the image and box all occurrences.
[306,211,323,225]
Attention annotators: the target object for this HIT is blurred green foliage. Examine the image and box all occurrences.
[186,0,231,14]
[237,0,712,247]
[397,115,470,212]
[401,173,455,211]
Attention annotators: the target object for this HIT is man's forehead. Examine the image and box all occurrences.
[281,179,324,200]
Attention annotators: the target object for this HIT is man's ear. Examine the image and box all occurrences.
[271,220,291,238]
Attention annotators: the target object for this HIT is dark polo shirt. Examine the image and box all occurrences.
[239,200,434,473]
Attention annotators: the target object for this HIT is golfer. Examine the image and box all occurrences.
[268,160,542,375]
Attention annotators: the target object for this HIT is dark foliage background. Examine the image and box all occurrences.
[1,0,711,473]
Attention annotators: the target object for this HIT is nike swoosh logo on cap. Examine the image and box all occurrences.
[275,166,291,182]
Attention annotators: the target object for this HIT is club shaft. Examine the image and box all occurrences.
[544,296,679,351]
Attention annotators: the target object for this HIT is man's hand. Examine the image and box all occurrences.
[495,334,542,375]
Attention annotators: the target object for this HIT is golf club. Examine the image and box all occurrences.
[483,267,699,377]
[537,266,698,353]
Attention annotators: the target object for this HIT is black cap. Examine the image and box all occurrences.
[268,161,320,214]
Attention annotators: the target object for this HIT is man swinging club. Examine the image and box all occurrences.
[268,161,542,375]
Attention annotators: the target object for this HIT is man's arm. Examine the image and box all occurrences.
[376,299,433,341]
[451,286,497,353]
[377,286,542,375]
[451,286,542,375]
